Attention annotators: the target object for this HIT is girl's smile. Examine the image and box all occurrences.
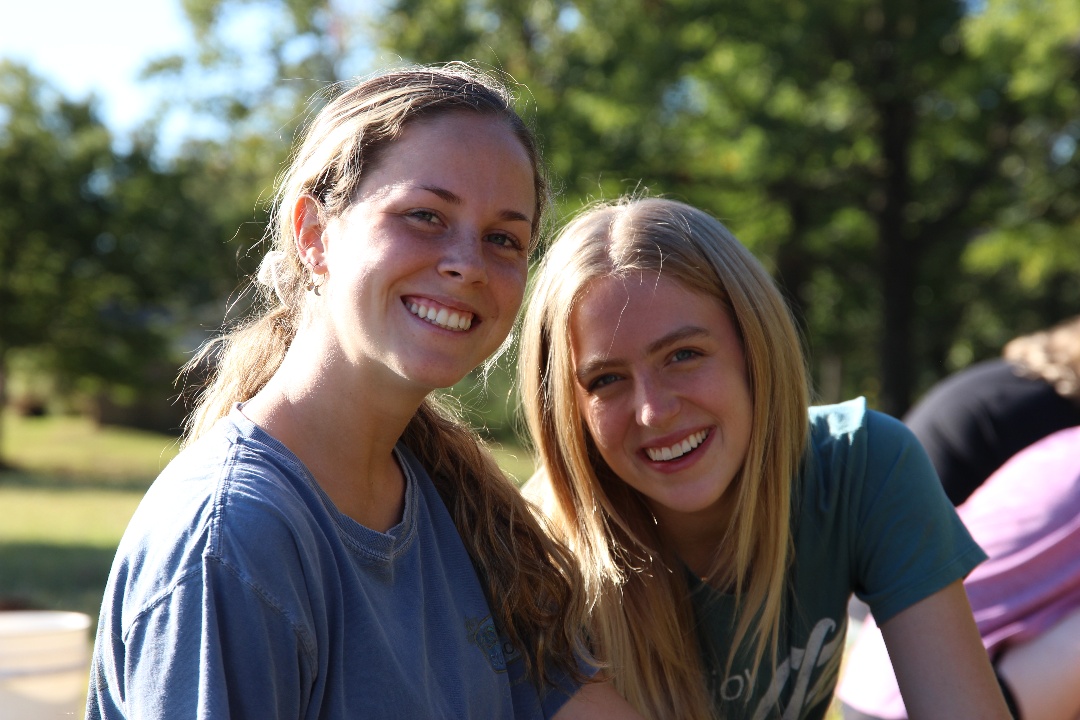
[404,295,475,331]
[643,427,712,464]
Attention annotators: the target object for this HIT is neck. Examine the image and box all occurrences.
[651,499,735,581]
[242,338,427,532]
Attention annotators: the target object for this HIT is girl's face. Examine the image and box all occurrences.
[568,271,754,532]
[312,112,534,393]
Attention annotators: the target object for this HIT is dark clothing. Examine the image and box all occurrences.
[903,358,1080,505]
[692,399,983,720]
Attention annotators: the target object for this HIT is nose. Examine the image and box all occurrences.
[635,375,679,428]
[438,230,488,284]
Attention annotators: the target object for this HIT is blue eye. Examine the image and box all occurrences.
[672,348,699,362]
[587,373,620,392]
[485,231,524,251]
[409,210,439,223]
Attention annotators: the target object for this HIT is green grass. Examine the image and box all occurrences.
[0,409,535,619]
[1,410,180,482]
[0,410,174,618]
[487,441,536,486]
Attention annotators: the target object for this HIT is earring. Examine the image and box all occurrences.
[306,263,325,296]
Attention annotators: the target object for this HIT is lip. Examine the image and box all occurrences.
[402,294,480,332]
[639,427,713,471]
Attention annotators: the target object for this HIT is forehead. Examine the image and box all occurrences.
[568,272,733,357]
[380,112,531,181]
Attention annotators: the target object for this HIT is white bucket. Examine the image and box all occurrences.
[0,611,91,720]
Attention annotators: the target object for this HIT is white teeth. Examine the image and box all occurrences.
[407,301,473,332]
[645,430,708,462]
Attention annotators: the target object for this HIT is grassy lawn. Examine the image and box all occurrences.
[0,410,534,719]
[0,409,534,619]
[0,410,178,618]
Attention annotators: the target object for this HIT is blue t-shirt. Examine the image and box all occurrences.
[87,410,577,719]
[692,398,986,720]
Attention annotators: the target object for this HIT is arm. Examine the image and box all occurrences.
[880,579,1011,720]
[553,681,645,720]
[995,604,1080,720]
[96,565,310,720]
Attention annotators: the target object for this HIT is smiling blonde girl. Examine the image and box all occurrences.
[520,196,1011,720]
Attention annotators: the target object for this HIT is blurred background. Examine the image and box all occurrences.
[1,0,1079,622]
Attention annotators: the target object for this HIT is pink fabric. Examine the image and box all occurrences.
[963,425,1080,652]
[837,425,1080,718]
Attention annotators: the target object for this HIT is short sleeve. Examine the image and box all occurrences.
[850,409,986,624]
[88,552,315,720]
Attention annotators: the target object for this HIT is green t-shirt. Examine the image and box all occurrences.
[691,398,986,720]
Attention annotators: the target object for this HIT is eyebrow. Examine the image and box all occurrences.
[574,325,710,383]
[420,184,532,224]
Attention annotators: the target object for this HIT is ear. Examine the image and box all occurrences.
[293,194,328,274]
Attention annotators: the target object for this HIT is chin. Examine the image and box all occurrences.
[406,367,475,393]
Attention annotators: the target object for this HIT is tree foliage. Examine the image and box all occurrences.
[376,0,1080,416]
[5,0,1078,458]
[0,62,251,456]
[0,63,114,411]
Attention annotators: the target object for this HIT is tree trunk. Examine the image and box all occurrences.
[876,98,918,418]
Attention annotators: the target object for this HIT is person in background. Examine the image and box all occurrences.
[903,315,1080,505]
[518,195,1011,720]
[87,64,641,720]
[838,424,1080,720]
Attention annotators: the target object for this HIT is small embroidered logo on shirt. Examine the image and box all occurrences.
[465,615,518,673]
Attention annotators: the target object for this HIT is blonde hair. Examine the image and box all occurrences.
[181,63,591,688]
[1003,314,1080,403]
[520,197,811,718]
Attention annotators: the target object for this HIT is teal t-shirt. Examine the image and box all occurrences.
[691,398,986,720]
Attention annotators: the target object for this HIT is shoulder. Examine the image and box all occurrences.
[919,359,1018,398]
[808,397,918,464]
[805,404,984,623]
[519,467,575,545]
[395,441,454,528]
[961,425,1080,541]
[111,415,335,620]
[162,415,323,543]
[904,359,1057,428]
[801,397,938,519]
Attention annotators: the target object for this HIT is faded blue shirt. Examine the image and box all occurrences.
[87,410,576,719]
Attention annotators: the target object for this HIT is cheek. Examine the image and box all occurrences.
[502,264,529,310]
[506,279,528,317]
[484,262,528,325]
[581,401,625,455]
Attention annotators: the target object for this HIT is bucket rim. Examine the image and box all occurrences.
[0,611,92,636]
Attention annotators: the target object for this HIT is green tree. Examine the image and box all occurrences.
[145,0,366,149]
[0,62,256,463]
[376,0,1080,416]
[124,0,1080,427]
[133,0,374,329]
[0,62,115,463]
[49,133,257,418]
